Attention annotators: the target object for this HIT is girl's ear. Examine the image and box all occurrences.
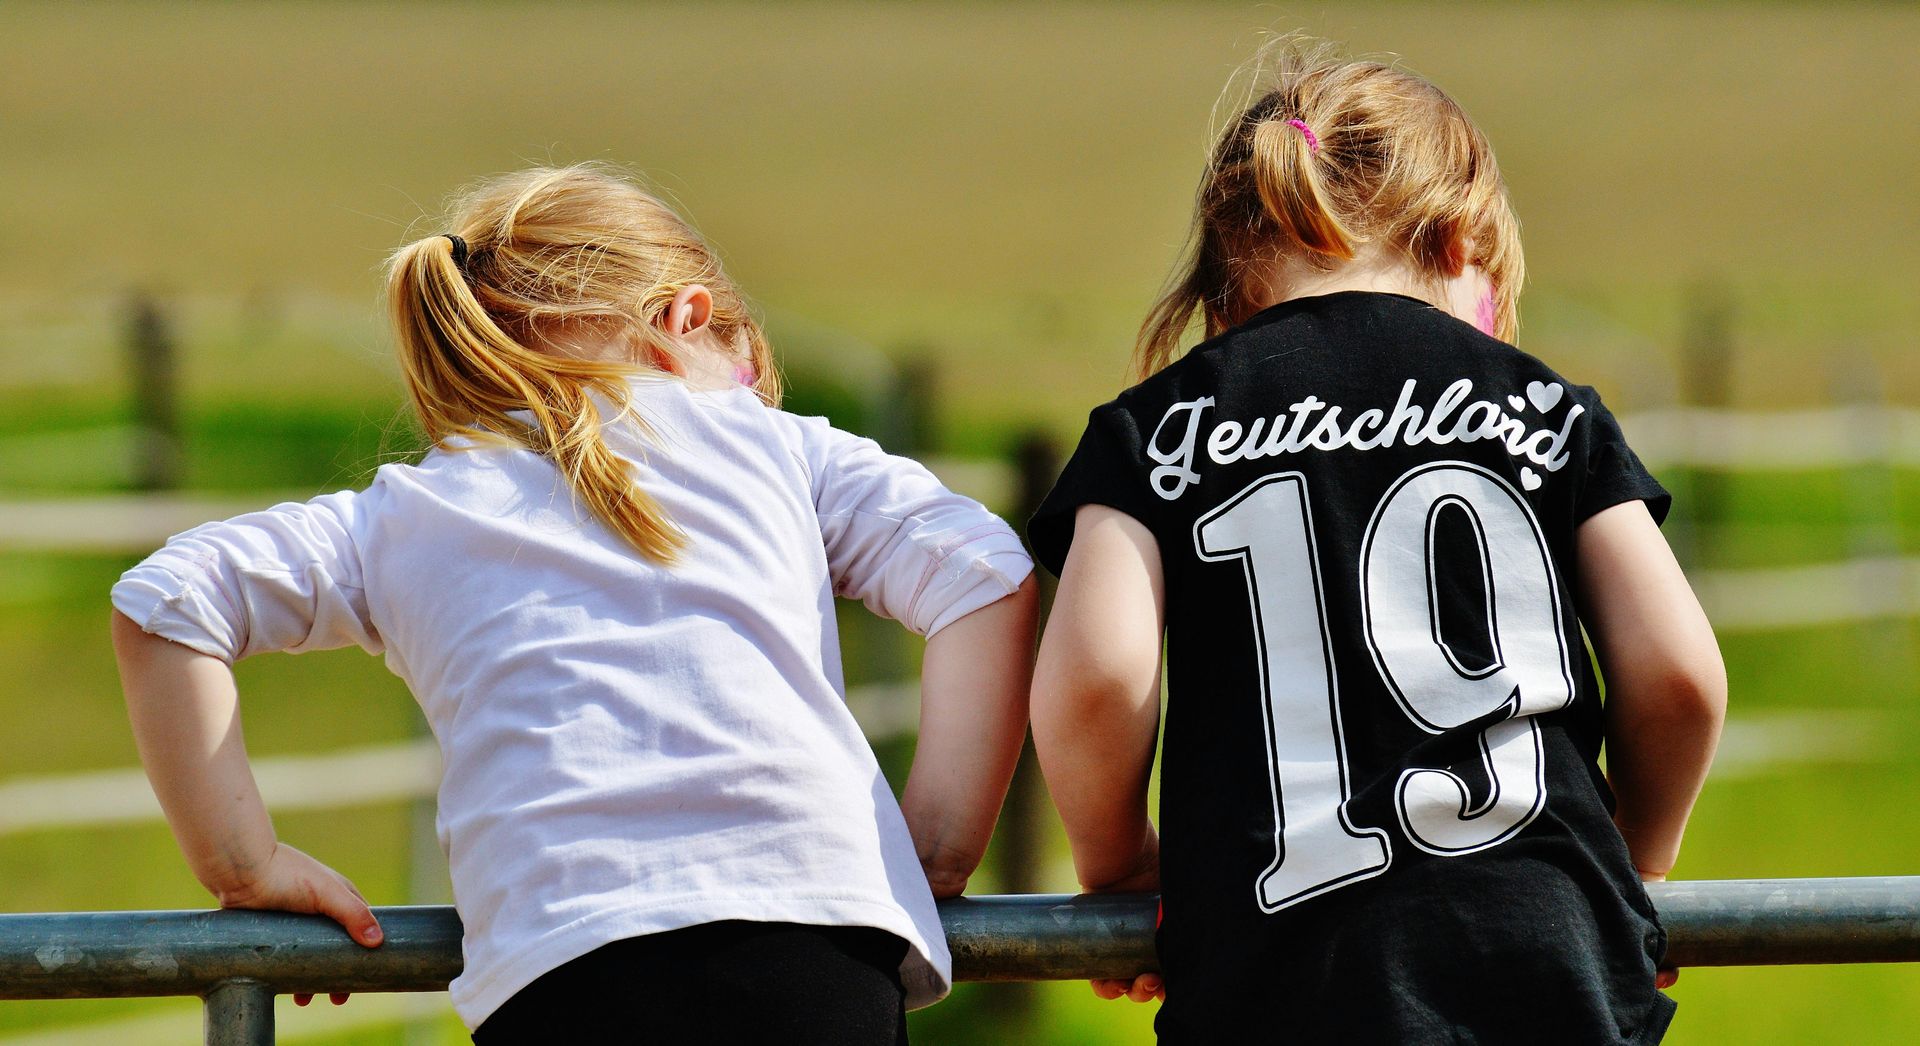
[1438,233,1495,336]
[1440,232,1472,279]
[662,284,714,337]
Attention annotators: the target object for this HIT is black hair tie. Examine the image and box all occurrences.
[443,234,470,269]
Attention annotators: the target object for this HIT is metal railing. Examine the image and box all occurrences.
[2,878,1918,1044]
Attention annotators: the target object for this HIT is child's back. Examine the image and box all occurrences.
[118,356,1020,1025]
[1034,291,1671,1041]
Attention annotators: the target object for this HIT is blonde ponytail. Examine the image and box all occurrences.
[1250,115,1354,261]
[1134,36,1525,381]
[387,166,777,563]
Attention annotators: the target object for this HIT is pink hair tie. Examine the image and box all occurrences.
[1285,118,1320,155]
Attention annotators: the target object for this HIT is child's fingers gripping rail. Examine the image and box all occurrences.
[224,842,384,1006]
[1093,974,1166,1004]
[213,841,385,949]
[1086,833,1165,1003]
[1637,869,1680,989]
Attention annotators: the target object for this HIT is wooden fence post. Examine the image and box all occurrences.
[1676,280,1734,569]
[975,428,1063,1024]
[127,291,181,491]
[1004,429,1061,896]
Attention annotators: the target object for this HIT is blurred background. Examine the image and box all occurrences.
[3,2,1918,1042]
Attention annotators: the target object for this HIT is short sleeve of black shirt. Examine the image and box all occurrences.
[1028,402,1159,577]
[1572,388,1671,525]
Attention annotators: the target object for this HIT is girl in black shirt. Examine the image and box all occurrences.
[1029,36,1724,1045]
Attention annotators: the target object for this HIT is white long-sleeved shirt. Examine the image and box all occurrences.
[111,378,1033,1028]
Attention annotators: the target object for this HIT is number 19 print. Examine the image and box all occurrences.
[1196,461,1573,913]
[1196,473,1391,911]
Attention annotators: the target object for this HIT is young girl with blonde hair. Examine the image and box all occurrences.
[112,165,1036,1043]
[1029,39,1724,1043]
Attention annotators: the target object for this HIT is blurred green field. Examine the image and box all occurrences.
[7,1,1920,427]
[3,1,1919,1044]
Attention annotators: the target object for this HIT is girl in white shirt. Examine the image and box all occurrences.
[110,165,1037,1044]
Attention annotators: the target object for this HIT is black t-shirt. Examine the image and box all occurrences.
[1030,292,1676,1045]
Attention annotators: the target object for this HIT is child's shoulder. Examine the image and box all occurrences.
[1144,291,1602,408]
[356,439,559,518]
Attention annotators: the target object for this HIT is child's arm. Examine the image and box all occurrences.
[108,492,388,969]
[795,415,1037,895]
[1031,505,1166,1002]
[899,575,1038,898]
[1032,506,1164,891]
[112,610,384,948]
[1577,500,1726,880]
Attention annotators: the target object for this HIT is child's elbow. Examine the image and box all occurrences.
[1624,650,1727,730]
[1670,639,1728,719]
[1665,665,1726,739]
[1034,649,1159,728]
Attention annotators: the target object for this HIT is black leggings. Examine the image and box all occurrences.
[473,920,911,1045]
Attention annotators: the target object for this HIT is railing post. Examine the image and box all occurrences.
[204,978,274,1046]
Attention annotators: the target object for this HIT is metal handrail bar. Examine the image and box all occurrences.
[4,879,1920,1000]
[1,879,1917,1043]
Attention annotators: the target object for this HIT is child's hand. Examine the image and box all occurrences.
[1092,970,1165,1004]
[217,842,384,1005]
[918,838,979,900]
[1085,836,1163,1003]
[1639,868,1679,990]
[217,842,384,945]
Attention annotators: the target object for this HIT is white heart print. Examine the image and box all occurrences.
[1506,395,1526,412]
[1526,381,1564,413]
[1520,467,1543,491]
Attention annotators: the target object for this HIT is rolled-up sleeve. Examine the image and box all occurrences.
[110,490,382,662]
[796,416,1032,637]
